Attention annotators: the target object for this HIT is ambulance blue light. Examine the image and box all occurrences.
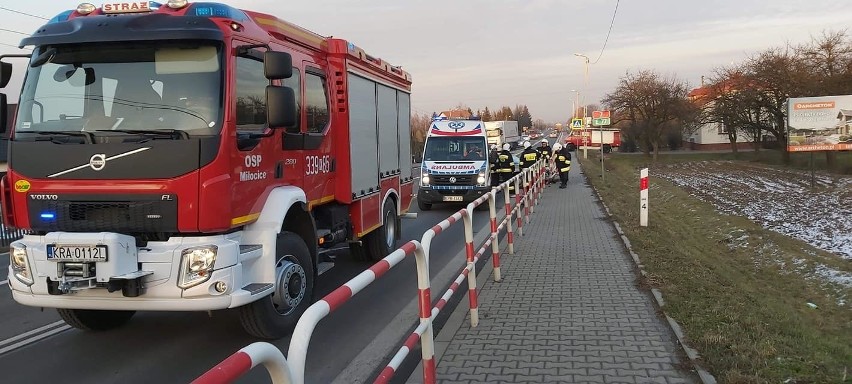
[187,2,248,21]
[47,10,73,24]
[40,212,56,220]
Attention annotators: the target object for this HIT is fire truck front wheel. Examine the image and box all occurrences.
[57,308,136,331]
[239,231,314,339]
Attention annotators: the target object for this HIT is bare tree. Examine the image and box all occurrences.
[410,112,431,162]
[603,70,698,160]
[797,29,852,95]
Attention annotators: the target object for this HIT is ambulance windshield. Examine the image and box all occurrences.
[15,41,223,136]
[423,137,487,161]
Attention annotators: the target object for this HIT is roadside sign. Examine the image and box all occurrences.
[592,110,611,126]
[570,118,583,129]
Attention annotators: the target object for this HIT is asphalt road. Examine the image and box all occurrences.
[0,190,499,383]
[0,133,563,383]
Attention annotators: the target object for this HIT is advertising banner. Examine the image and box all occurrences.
[787,95,852,152]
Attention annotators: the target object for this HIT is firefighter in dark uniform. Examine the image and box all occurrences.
[518,140,539,191]
[552,142,572,189]
[496,143,514,190]
[519,140,539,170]
[537,139,552,163]
[488,144,499,187]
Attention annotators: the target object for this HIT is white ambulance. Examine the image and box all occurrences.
[417,118,490,210]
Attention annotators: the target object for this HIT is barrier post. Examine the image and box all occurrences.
[413,244,436,383]
[461,207,479,327]
[514,173,523,236]
[537,161,544,202]
[503,182,515,254]
[523,168,531,224]
[487,191,501,282]
[529,164,537,214]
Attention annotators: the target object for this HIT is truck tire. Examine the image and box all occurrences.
[239,231,314,339]
[417,198,432,211]
[364,199,398,261]
[57,308,136,331]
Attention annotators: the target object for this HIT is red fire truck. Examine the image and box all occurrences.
[564,128,621,152]
[0,1,413,339]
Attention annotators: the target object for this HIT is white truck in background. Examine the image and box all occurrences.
[484,120,520,149]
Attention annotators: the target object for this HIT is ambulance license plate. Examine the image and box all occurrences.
[443,196,464,202]
[47,244,108,262]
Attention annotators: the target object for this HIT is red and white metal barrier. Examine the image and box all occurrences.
[192,342,292,384]
[194,160,548,384]
[287,240,432,384]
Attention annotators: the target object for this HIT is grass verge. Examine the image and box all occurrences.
[579,151,851,384]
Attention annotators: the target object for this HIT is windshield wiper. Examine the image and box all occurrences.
[97,129,190,141]
[26,130,96,143]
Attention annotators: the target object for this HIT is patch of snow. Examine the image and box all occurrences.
[656,162,852,259]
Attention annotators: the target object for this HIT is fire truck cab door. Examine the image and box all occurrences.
[231,42,277,223]
[295,63,334,204]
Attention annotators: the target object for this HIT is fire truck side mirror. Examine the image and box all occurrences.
[0,62,11,88]
[263,51,293,80]
[266,85,296,129]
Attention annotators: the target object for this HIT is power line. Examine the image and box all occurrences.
[0,27,29,36]
[0,42,29,50]
[0,6,48,20]
[591,0,619,65]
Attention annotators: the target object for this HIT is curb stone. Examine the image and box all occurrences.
[579,160,718,384]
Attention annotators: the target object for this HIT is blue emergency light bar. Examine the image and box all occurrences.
[188,2,248,21]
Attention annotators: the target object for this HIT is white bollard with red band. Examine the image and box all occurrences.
[640,168,649,227]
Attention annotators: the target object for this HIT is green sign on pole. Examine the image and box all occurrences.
[592,110,611,127]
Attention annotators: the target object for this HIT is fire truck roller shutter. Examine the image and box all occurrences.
[377,84,399,177]
[347,73,380,197]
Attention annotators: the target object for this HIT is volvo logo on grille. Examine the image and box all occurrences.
[90,154,107,171]
[29,194,59,200]
[449,177,457,183]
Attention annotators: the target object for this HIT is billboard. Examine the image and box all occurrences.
[787,95,852,152]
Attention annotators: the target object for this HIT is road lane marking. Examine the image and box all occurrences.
[0,320,71,356]
[0,279,8,286]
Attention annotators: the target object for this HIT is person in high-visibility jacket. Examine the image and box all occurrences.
[496,143,514,188]
[552,142,572,189]
[519,140,539,170]
[537,139,552,163]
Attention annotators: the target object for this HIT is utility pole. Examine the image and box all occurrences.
[574,53,590,159]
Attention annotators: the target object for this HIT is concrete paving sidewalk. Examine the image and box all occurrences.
[422,165,699,383]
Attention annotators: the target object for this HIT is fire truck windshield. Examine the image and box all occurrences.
[14,41,223,137]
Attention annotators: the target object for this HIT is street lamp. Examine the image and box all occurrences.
[574,53,591,159]
[570,89,580,120]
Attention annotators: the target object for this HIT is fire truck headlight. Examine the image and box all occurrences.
[177,246,218,289]
[76,3,96,15]
[477,173,486,185]
[11,246,34,286]
[421,173,430,186]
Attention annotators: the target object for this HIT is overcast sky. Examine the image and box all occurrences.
[2,0,851,122]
